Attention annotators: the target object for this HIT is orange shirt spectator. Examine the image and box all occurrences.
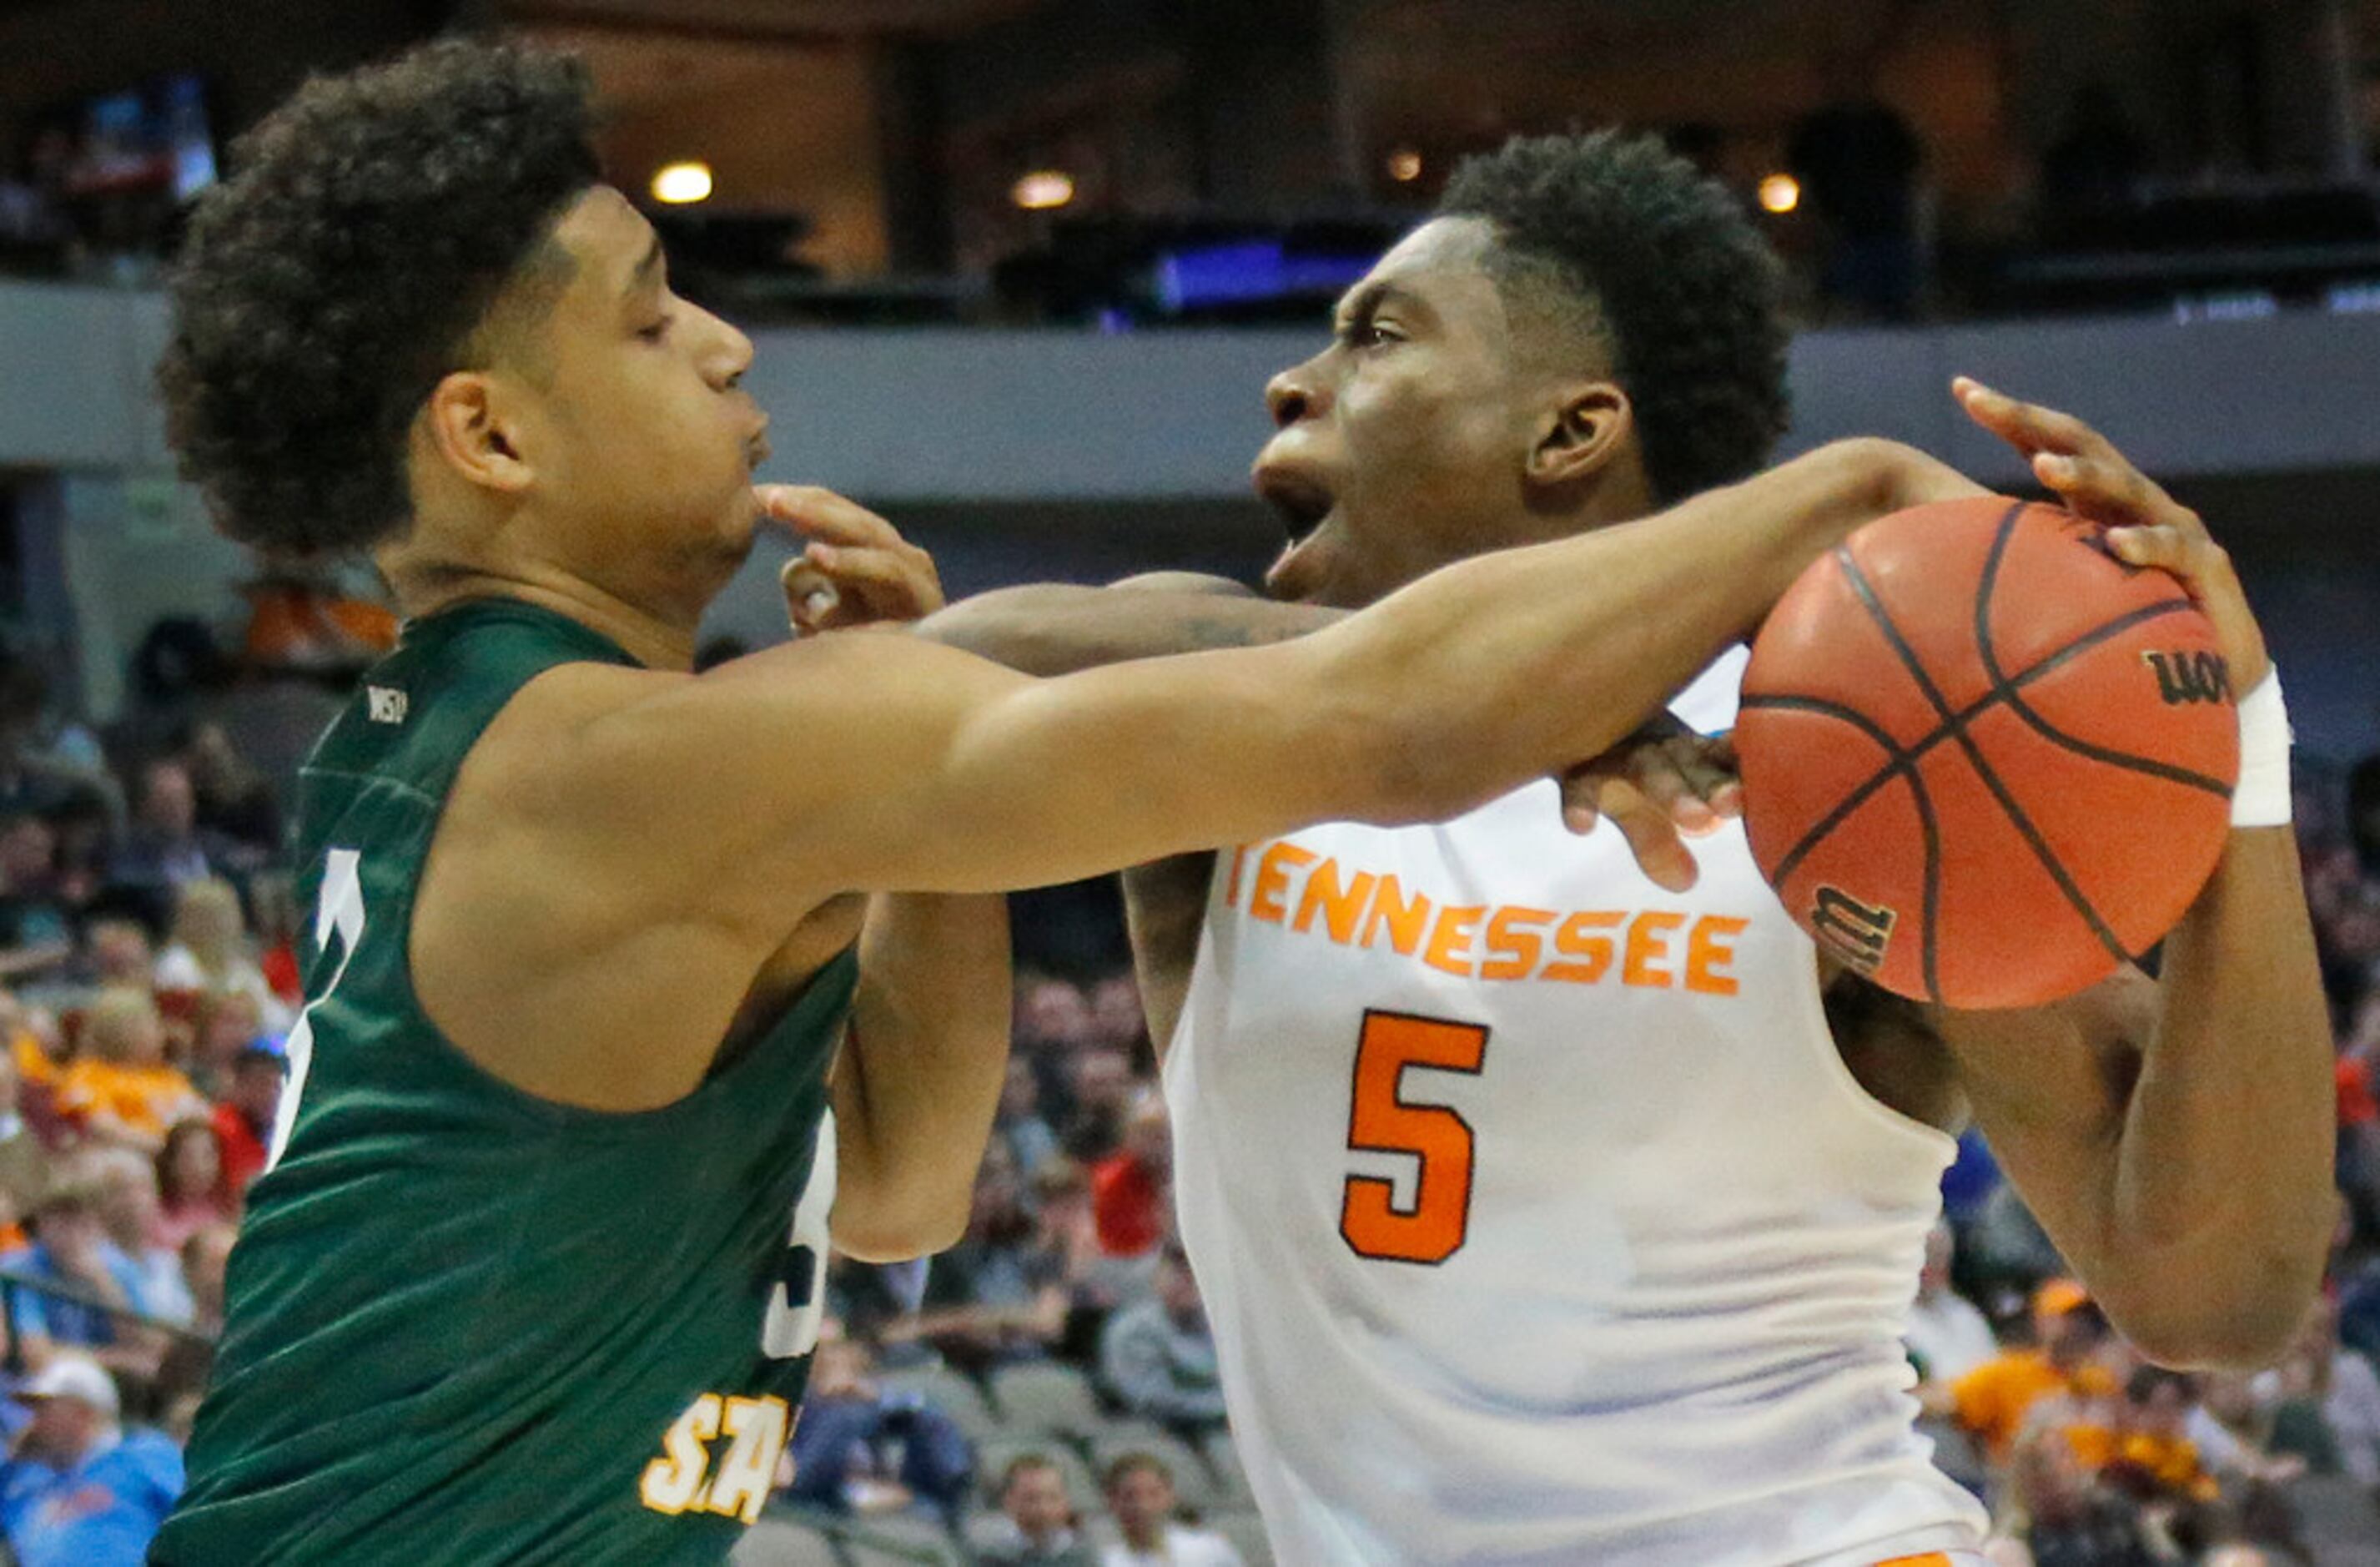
[1951,1279,2120,1462]
[58,989,204,1151]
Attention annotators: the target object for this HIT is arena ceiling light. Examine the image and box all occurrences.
[1758,173,1800,214]
[1011,169,1076,211]
[652,161,715,204]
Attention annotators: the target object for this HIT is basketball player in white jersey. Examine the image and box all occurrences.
[919,133,2335,1564]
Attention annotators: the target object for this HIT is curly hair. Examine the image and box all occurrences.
[157,40,601,557]
[1437,132,1791,505]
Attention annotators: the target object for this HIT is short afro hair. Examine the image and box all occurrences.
[1437,131,1791,505]
[158,40,601,557]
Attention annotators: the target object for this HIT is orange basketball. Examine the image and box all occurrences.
[1737,496,2239,1010]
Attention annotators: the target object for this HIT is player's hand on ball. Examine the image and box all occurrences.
[758,486,946,635]
[1555,718,1741,893]
[1953,378,2271,693]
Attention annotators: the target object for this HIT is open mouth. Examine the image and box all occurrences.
[745,431,772,471]
[1254,466,1336,542]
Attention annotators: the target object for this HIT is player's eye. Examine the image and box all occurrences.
[1354,320,1402,350]
[636,315,674,344]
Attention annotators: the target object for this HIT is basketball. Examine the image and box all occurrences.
[1737,496,2240,1010]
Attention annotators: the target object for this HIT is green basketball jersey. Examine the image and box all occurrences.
[157,600,856,1565]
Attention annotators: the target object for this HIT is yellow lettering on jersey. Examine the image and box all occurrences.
[639,1393,723,1517]
[706,1395,792,1524]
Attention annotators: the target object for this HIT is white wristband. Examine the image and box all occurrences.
[2230,669,2292,828]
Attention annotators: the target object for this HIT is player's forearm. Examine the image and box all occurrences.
[1311,439,1928,823]
[919,581,1339,676]
[828,892,1014,1262]
[2104,829,2335,1367]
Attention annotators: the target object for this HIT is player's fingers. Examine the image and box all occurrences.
[2032,451,2179,527]
[1663,735,1741,829]
[1598,775,1701,893]
[803,542,945,617]
[1953,379,2116,463]
[1637,745,1718,835]
[779,558,840,635]
[759,486,908,551]
[1556,765,1605,836]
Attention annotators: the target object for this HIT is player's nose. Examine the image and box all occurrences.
[1265,357,1330,429]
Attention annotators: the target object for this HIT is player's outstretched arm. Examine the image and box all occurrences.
[1920,383,2333,1371]
[578,436,1975,918]
[759,487,1017,1262]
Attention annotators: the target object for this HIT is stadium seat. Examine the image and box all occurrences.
[878,1363,1000,1440]
[989,1360,1106,1436]
[730,1515,841,1566]
[835,1511,964,1566]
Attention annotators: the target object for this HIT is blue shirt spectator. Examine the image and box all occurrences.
[787,1337,974,1528]
[3,1187,152,1348]
[0,1353,182,1567]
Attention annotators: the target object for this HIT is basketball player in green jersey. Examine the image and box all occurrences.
[148,43,1989,1564]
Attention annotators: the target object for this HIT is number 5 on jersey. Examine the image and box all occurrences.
[1340,1010,1489,1266]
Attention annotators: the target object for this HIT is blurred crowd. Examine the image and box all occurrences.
[3,598,2380,1565]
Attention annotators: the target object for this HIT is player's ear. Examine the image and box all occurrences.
[1527,382,1633,490]
[420,371,536,496]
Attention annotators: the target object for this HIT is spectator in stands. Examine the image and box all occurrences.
[108,759,219,897]
[153,1120,226,1251]
[86,1149,193,1328]
[2253,1297,2380,1501]
[0,814,72,982]
[80,918,153,990]
[1028,1156,1115,1362]
[1993,1419,2156,1567]
[174,722,281,861]
[1091,1093,1170,1263]
[209,1045,282,1207]
[186,990,268,1100]
[0,1353,181,1567]
[2339,993,2380,1241]
[1100,1451,1242,1567]
[1087,974,1148,1056]
[1910,1221,1998,1386]
[1063,1046,1135,1163]
[1952,1280,2121,1464]
[784,1334,974,1529]
[976,1453,1097,1567]
[3,1183,149,1375]
[154,1224,234,1444]
[0,1048,49,1231]
[58,989,204,1153]
[999,1056,1060,1179]
[1100,1243,1227,1440]
[0,657,118,828]
[153,879,293,1034]
[1017,975,1098,1055]
[894,1142,1069,1372]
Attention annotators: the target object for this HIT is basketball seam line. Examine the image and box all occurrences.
[1748,595,2202,887]
[1831,522,2135,976]
[1974,519,2232,799]
[1734,692,1944,1000]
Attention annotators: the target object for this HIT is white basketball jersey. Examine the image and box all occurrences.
[1165,663,1988,1565]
